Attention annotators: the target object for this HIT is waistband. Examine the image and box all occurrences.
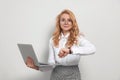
[56,65,78,67]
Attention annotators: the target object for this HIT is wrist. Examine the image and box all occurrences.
[35,66,39,70]
[68,47,72,54]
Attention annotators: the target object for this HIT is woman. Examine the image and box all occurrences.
[26,9,96,80]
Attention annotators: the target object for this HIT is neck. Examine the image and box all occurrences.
[62,31,69,36]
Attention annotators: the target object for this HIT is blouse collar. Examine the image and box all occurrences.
[60,32,70,39]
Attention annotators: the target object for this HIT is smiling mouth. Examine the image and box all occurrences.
[64,25,69,27]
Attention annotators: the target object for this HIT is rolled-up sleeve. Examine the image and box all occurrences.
[71,36,96,55]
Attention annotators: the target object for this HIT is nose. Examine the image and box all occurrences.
[65,20,68,24]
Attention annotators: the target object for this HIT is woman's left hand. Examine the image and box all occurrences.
[58,48,70,58]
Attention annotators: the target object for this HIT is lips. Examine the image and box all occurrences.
[64,25,69,27]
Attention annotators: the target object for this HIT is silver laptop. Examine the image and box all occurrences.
[17,43,53,69]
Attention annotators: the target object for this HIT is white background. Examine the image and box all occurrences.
[0,0,120,80]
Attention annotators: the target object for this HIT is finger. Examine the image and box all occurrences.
[63,52,68,57]
[27,57,35,65]
[60,50,64,54]
[59,53,64,58]
[62,49,68,53]
[58,50,63,57]
[65,49,70,54]
[59,53,63,57]
[64,53,67,56]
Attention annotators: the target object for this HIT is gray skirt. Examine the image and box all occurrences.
[50,65,81,80]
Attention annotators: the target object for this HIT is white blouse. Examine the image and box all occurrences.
[48,33,96,66]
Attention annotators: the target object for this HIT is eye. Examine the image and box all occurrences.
[60,18,65,22]
[68,19,72,22]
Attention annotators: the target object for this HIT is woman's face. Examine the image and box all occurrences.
[60,13,72,33]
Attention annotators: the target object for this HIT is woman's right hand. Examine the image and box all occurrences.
[26,56,39,70]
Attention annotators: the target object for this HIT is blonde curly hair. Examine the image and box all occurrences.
[52,9,80,48]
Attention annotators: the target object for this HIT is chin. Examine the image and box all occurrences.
[63,27,71,30]
[63,29,70,31]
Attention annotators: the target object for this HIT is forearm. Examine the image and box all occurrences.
[71,44,96,55]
